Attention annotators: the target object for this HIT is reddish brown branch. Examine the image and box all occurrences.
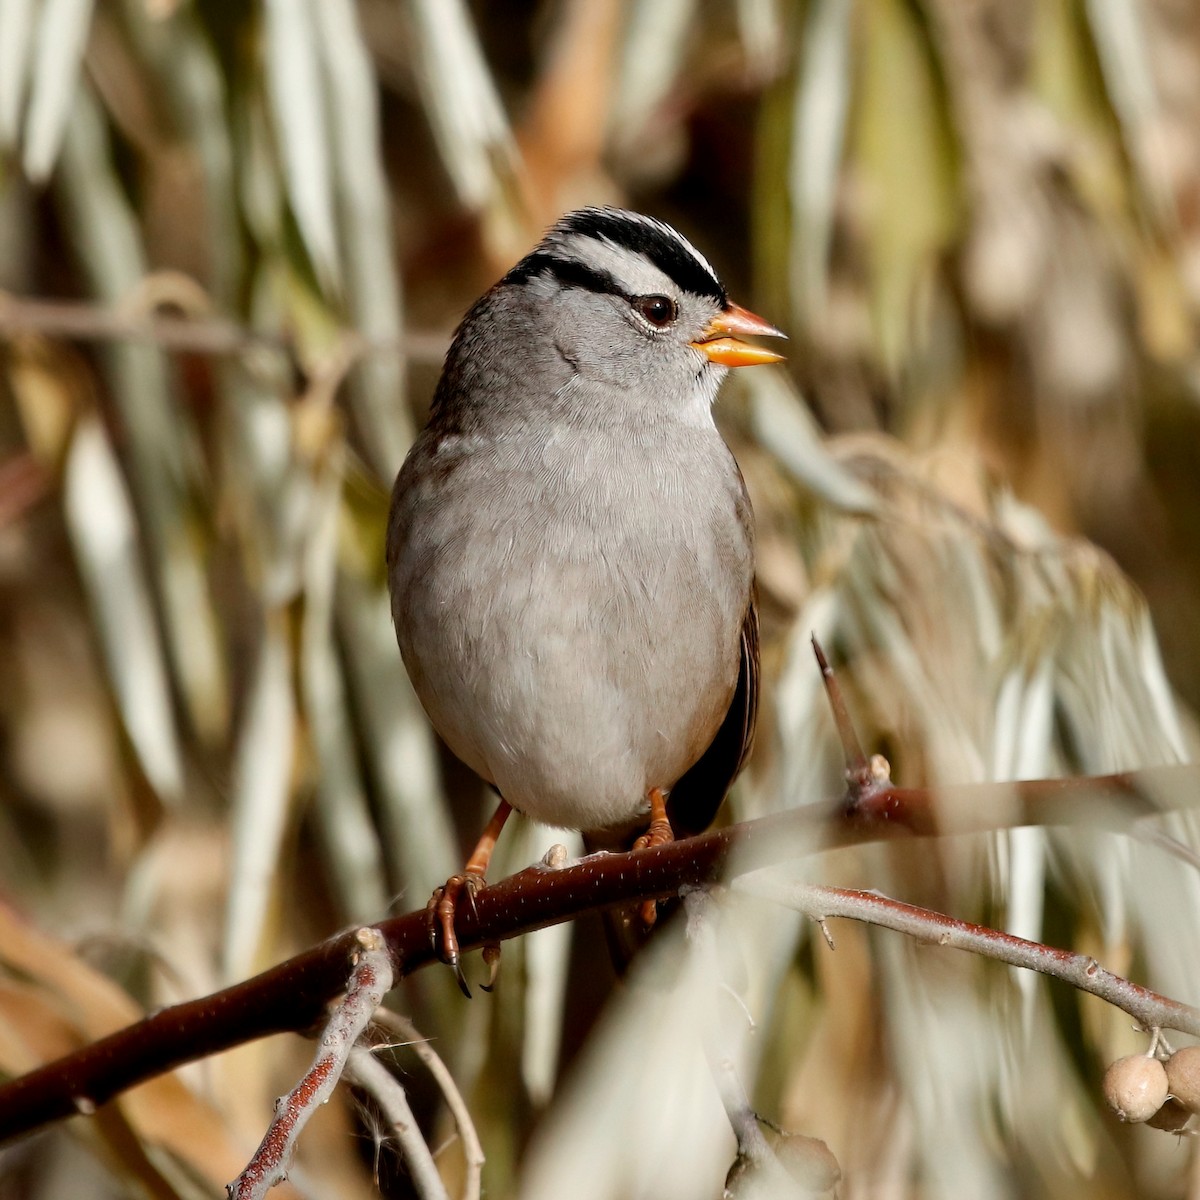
[811,635,866,774]
[739,880,1200,1034]
[811,636,897,806]
[0,763,1194,1146]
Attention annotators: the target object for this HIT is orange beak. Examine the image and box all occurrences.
[690,302,786,367]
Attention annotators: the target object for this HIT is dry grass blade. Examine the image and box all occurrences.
[21,0,94,181]
[57,82,229,744]
[222,614,296,984]
[519,913,744,1200]
[301,462,389,922]
[264,0,341,290]
[745,371,877,513]
[610,0,697,157]
[63,417,183,804]
[483,820,579,1105]
[115,1,244,305]
[336,576,458,901]
[0,0,37,148]
[734,0,785,78]
[520,917,574,1106]
[788,0,852,325]
[311,0,411,478]
[408,0,519,221]
[1082,0,1163,210]
[851,0,958,373]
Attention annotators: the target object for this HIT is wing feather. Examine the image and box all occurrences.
[666,587,760,838]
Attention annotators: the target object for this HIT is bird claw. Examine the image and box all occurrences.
[479,943,502,993]
[426,873,487,998]
[452,959,471,999]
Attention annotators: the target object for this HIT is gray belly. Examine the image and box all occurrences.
[388,423,753,831]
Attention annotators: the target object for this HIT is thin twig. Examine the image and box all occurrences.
[684,891,775,1170]
[811,635,865,773]
[710,1050,781,1181]
[811,635,894,806]
[228,929,392,1200]
[0,292,448,365]
[736,875,1199,1036]
[371,1010,484,1200]
[1142,826,1200,874]
[345,1047,450,1200]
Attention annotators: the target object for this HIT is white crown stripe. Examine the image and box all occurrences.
[619,210,721,289]
[543,207,725,301]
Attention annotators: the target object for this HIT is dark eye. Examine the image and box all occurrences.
[633,294,678,327]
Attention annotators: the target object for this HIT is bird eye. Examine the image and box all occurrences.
[633,294,678,327]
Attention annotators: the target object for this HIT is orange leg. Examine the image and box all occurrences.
[632,786,674,927]
[428,798,512,997]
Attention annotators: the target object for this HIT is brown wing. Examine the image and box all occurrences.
[666,587,760,838]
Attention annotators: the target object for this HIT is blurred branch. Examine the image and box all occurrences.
[0,453,51,526]
[714,1043,840,1199]
[228,928,392,1200]
[686,888,842,1199]
[345,1047,449,1200]
[0,292,448,364]
[371,1009,483,1200]
[0,761,1198,1146]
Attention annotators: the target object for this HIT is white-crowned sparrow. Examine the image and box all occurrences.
[387,207,783,989]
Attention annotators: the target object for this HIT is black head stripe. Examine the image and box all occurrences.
[558,208,727,305]
[504,251,629,300]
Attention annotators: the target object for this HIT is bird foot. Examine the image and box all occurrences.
[427,872,487,998]
[632,816,674,854]
[632,789,675,928]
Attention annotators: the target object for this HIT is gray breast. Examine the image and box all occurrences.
[388,412,753,832]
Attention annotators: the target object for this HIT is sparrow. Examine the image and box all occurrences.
[387,207,783,992]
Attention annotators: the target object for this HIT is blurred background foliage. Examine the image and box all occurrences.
[1,0,1200,1197]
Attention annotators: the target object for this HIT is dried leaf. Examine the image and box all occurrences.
[63,416,184,805]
